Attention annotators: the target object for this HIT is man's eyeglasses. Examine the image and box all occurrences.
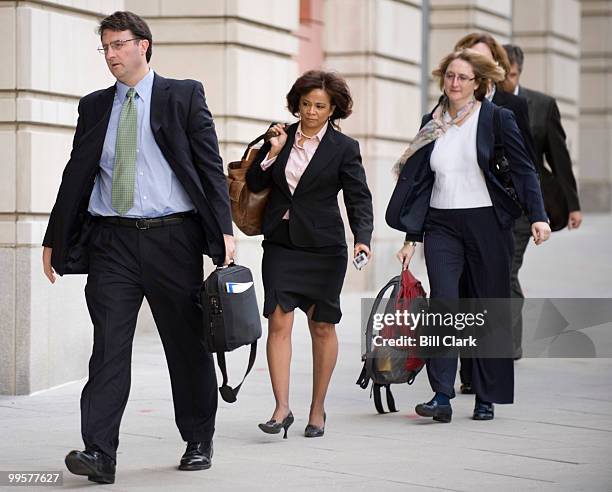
[444,72,476,84]
[97,38,140,55]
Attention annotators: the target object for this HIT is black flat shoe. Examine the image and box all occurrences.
[460,383,474,394]
[415,400,452,423]
[473,401,494,420]
[65,449,116,484]
[258,411,294,439]
[179,441,213,471]
[304,412,326,438]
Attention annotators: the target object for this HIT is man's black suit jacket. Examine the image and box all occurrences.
[491,89,536,164]
[518,86,580,212]
[386,98,547,241]
[245,123,373,248]
[43,73,232,273]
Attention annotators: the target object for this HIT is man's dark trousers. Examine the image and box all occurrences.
[509,214,532,358]
[81,216,216,460]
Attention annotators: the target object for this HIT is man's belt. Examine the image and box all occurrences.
[97,212,196,230]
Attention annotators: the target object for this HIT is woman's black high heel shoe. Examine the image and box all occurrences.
[304,412,326,438]
[258,412,294,439]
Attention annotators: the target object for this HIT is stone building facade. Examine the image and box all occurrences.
[0,0,606,394]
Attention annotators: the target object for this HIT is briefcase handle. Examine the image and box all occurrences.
[215,261,236,271]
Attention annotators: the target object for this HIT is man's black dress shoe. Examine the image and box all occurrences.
[460,383,474,394]
[179,441,213,471]
[65,449,116,484]
[415,400,452,423]
[473,401,494,420]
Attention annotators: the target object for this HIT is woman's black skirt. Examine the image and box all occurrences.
[261,220,348,324]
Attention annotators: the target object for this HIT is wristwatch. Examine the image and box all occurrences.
[404,240,417,248]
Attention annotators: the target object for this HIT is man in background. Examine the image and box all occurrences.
[504,44,582,359]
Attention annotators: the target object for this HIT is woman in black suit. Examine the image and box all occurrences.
[247,70,373,438]
[386,49,551,422]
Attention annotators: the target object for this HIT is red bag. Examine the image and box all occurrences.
[396,269,426,374]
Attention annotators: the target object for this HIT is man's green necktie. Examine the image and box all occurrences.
[112,88,137,215]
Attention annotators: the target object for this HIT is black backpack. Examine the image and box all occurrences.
[201,263,262,403]
[356,271,427,413]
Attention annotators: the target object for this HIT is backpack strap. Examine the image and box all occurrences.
[356,362,370,389]
[361,276,404,414]
[385,385,398,413]
[372,384,399,414]
[217,342,257,403]
[373,384,386,414]
[364,277,400,354]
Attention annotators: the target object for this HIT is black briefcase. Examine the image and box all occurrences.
[201,263,262,403]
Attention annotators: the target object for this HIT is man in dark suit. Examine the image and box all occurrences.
[503,44,582,358]
[491,88,536,163]
[41,11,234,484]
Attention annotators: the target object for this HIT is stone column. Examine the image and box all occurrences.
[324,0,424,289]
[428,0,512,105]
[0,0,123,395]
[579,0,612,212]
[512,0,581,190]
[297,0,325,72]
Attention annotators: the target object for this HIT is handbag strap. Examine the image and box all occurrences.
[217,342,258,403]
[240,123,283,160]
[493,106,505,162]
[491,107,526,214]
[241,133,268,160]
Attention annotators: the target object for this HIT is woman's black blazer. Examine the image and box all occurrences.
[386,98,548,241]
[246,123,373,248]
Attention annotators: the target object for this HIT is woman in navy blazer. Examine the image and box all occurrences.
[386,49,550,422]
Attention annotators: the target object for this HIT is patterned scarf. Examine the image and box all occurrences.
[393,96,478,176]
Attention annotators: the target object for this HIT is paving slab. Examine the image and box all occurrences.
[1,214,611,491]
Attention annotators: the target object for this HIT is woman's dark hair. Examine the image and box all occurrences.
[98,11,153,62]
[286,70,353,127]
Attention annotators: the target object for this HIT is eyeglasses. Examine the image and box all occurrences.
[97,38,140,54]
[444,72,476,84]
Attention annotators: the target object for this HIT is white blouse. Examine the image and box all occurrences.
[429,105,493,209]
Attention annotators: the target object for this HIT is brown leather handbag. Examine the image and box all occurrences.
[226,130,274,236]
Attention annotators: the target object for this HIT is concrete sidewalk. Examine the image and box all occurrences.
[1,214,611,491]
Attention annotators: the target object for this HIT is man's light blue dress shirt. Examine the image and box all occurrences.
[88,69,195,218]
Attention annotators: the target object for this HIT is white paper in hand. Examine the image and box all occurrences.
[225,281,254,294]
